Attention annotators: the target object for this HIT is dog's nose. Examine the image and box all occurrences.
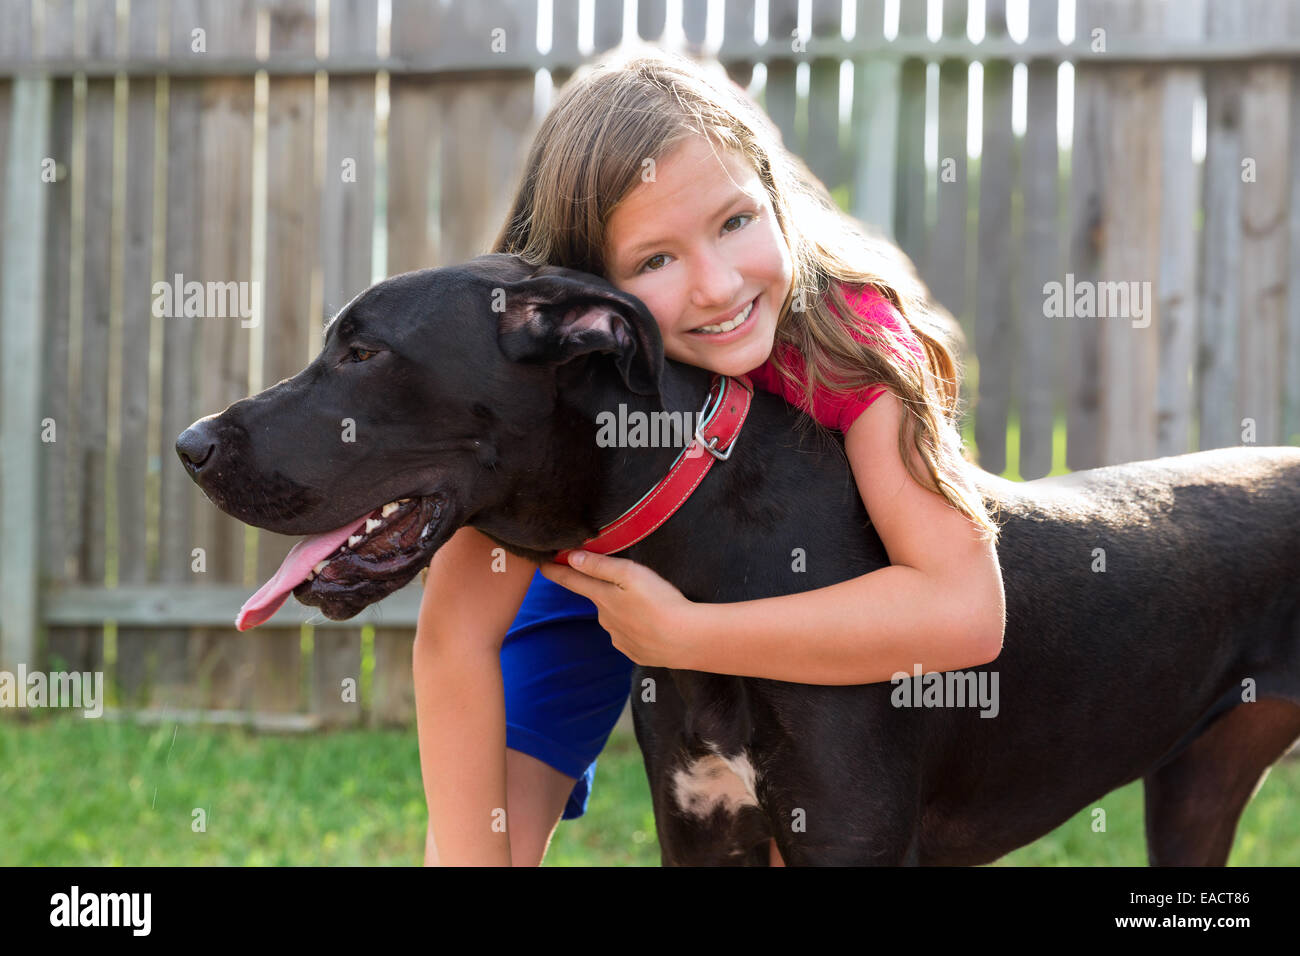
[176,420,219,476]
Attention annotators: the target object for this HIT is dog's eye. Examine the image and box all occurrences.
[348,347,378,363]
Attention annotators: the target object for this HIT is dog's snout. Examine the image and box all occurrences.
[176,420,219,476]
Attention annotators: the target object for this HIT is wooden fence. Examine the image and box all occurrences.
[1,0,1298,728]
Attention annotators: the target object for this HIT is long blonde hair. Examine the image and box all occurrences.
[493,48,999,541]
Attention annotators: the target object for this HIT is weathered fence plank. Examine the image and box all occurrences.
[1236,0,1290,447]
[116,0,162,706]
[67,0,116,677]
[254,0,318,715]
[1200,0,1245,450]
[1096,0,1162,467]
[1156,0,1203,457]
[314,0,378,728]
[807,0,844,198]
[719,0,756,89]
[184,0,258,711]
[850,0,898,235]
[974,0,1014,475]
[1066,0,1106,470]
[385,0,440,275]
[0,70,49,673]
[763,0,800,158]
[893,0,927,267]
[929,0,969,331]
[1018,0,1060,479]
[157,0,204,708]
[35,0,76,676]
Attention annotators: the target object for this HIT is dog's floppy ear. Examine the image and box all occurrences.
[494,271,664,396]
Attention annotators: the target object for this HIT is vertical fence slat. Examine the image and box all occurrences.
[974,0,1013,475]
[929,0,969,330]
[1155,0,1202,457]
[1018,0,1060,479]
[850,0,896,235]
[254,0,318,715]
[806,0,843,199]
[683,0,708,50]
[434,3,535,263]
[1237,0,1290,447]
[314,0,377,728]
[1199,0,1244,450]
[0,73,49,673]
[763,0,799,156]
[892,0,926,267]
[186,0,258,710]
[68,0,117,677]
[36,0,76,673]
[638,0,667,43]
[1098,0,1163,466]
[592,0,623,56]
[549,0,579,88]
[385,0,440,275]
[157,0,203,707]
[1287,3,1300,445]
[115,0,162,705]
[1067,0,1105,469]
[719,0,756,89]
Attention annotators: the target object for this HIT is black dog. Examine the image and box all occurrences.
[178,254,1300,865]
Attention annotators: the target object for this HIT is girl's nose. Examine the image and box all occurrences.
[689,247,744,310]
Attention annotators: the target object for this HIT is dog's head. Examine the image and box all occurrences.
[175,254,664,626]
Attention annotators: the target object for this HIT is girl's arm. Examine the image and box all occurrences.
[414,525,536,865]
[542,390,1005,685]
[690,389,1005,682]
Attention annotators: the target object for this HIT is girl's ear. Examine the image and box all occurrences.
[495,272,664,395]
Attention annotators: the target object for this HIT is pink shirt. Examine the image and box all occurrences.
[746,284,926,434]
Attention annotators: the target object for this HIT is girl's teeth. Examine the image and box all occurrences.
[696,300,753,334]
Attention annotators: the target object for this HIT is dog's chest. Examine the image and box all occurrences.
[671,746,761,820]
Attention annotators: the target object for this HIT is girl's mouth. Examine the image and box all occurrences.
[691,295,758,339]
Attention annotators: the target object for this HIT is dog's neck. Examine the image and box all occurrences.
[572,359,721,529]
[473,360,726,560]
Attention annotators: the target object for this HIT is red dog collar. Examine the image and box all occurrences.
[553,373,754,565]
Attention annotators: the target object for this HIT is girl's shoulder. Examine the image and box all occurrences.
[830,282,924,362]
[744,282,922,433]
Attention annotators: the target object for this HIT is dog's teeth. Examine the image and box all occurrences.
[381,502,399,518]
[348,535,363,547]
[366,518,382,533]
[312,560,328,574]
[397,498,410,504]
[306,570,315,581]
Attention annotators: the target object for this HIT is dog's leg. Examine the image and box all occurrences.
[1142,696,1300,866]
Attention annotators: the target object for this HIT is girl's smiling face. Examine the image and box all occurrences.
[603,136,795,377]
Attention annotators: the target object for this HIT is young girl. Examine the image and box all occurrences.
[414,49,1005,867]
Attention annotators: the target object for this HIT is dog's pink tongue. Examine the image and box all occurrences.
[236,515,370,631]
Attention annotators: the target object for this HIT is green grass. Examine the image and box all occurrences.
[3,714,1297,865]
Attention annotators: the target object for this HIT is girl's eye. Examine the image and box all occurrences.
[723,213,753,232]
[641,254,669,273]
[637,215,754,274]
[349,347,378,363]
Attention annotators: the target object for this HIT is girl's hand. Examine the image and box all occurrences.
[538,551,697,668]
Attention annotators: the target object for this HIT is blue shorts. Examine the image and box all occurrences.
[501,568,636,820]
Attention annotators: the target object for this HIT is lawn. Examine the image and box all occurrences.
[2,714,1297,866]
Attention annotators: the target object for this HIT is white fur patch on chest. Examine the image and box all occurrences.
[671,746,760,820]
